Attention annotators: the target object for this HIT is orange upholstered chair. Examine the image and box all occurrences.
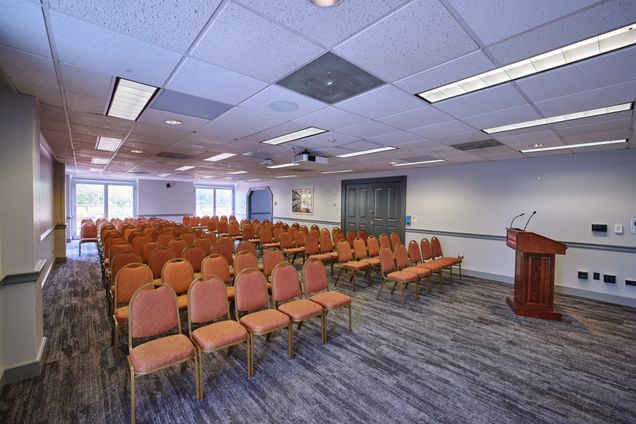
[181,232,197,245]
[194,237,212,255]
[157,233,173,247]
[168,239,188,258]
[201,254,234,300]
[127,283,200,423]
[346,230,356,248]
[334,240,370,291]
[377,247,418,307]
[271,263,325,346]
[108,249,142,293]
[318,233,339,275]
[79,223,98,255]
[112,263,153,363]
[233,251,259,277]
[216,220,229,236]
[366,235,381,259]
[431,236,463,280]
[211,243,233,267]
[379,233,392,251]
[353,237,380,271]
[161,258,194,310]
[217,236,234,253]
[263,248,285,281]
[183,245,206,273]
[395,243,432,295]
[148,247,176,279]
[280,231,305,265]
[390,233,402,251]
[188,277,248,397]
[302,259,352,337]
[259,228,280,250]
[236,240,257,256]
[228,221,242,241]
[420,238,447,288]
[357,229,368,243]
[141,241,160,264]
[132,235,151,255]
[305,234,332,264]
[234,268,293,377]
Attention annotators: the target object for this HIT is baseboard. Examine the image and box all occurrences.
[0,337,47,390]
[0,368,6,395]
[55,257,67,264]
[462,268,636,308]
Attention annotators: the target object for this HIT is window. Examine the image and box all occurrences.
[195,186,234,217]
[72,180,136,237]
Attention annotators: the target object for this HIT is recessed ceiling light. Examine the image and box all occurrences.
[91,157,110,165]
[266,162,299,169]
[89,168,103,173]
[200,176,215,179]
[227,170,248,175]
[275,175,298,178]
[337,146,397,158]
[107,77,158,121]
[204,153,236,162]
[321,169,353,174]
[158,173,171,177]
[483,102,633,134]
[310,0,343,7]
[520,139,627,153]
[96,136,123,152]
[130,149,143,154]
[164,119,183,125]
[418,23,636,103]
[532,143,544,148]
[261,127,327,145]
[268,100,299,112]
[392,159,445,167]
[175,165,195,171]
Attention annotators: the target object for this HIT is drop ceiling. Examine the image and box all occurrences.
[0,0,634,182]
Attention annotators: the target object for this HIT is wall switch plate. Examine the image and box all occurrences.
[631,217,636,234]
[603,274,616,284]
[625,279,636,287]
[614,224,624,234]
[578,271,588,279]
[593,272,600,280]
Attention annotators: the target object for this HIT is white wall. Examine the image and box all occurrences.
[236,148,636,306]
[137,180,195,219]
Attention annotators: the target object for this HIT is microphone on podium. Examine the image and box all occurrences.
[509,212,525,229]
[522,211,537,231]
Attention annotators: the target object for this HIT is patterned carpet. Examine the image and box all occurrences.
[1,242,635,424]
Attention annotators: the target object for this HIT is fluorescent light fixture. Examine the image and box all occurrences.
[520,139,627,153]
[337,146,397,158]
[227,170,247,175]
[200,176,215,179]
[164,119,182,125]
[130,149,143,154]
[418,23,636,103]
[321,169,353,174]
[246,179,262,182]
[91,157,110,165]
[267,162,299,169]
[275,175,298,178]
[204,153,236,162]
[158,173,171,177]
[484,103,633,134]
[89,168,103,173]
[107,78,158,121]
[393,159,445,167]
[175,165,195,171]
[261,127,327,145]
[96,136,123,152]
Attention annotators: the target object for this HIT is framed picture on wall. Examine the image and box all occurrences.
[292,187,313,214]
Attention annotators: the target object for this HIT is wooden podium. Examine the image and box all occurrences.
[505,228,567,320]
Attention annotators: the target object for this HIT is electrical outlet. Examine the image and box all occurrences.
[578,271,588,280]
[593,272,600,280]
[603,274,616,284]
[614,224,624,234]
[625,279,636,286]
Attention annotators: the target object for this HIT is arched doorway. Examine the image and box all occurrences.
[247,187,273,221]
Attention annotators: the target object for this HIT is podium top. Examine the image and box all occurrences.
[506,228,567,254]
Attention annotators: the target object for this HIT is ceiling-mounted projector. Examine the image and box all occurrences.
[293,151,328,164]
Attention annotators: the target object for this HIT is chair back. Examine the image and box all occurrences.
[129,283,180,344]
[379,247,396,275]
[358,229,368,243]
[111,250,142,282]
[183,245,206,273]
[157,233,173,247]
[304,234,320,255]
[234,251,258,276]
[194,237,212,254]
[420,238,433,261]
[188,277,229,328]
[109,242,132,261]
[279,231,294,249]
[263,248,285,279]
[242,224,256,240]
[352,237,368,260]
[346,230,355,248]
[334,232,345,244]
[201,254,231,284]
[141,241,161,264]
[182,233,197,245]
[234,269,269,315]
[302,259,329,294]
[379,234,391,251]
[148,247,176,278]
[271,263,301,303]
[217,236,234,252]
[168,239,188,258]
[211,243,233,265]
[114,263,153,304]
[161,258,194,295]
[367,236,380,257]
[319,233,334,253]
[390,232,402,250]
[216,220,229,234]
[259,228,274,243]
[293,231,306,247]
[431,237,444,259]
[228,221,241,237]
[236,240,256,255]
[408,240,422,264]
[394,244,410,269]
[80,223,97,239]
[331,227,341,242]
[336,240,353,262]
[132,235,151,254]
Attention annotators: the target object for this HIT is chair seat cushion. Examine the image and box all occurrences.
[438,257,462,266]
[115,305,129,323]
[130,334,194,373]
[283,247,305,254]
[240,309,290,334]
[262,242,280,248]
[308,253,333,262]
[80,238,98,243]
[342,261,369,270]
[327,252,339,258]
[177,294,188,310]
[310,291,351,309]
[361,258,381,266]
[387,270,418,282]
[419,260,445,271]
[192,320,247,351]
[402,266,431,277]
[278,299,323,321]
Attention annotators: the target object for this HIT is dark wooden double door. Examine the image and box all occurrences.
[342,176,406,241]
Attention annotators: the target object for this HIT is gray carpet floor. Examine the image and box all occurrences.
[1,242,635,423]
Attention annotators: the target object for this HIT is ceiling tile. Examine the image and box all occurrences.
[334,85,422,119]
[409,119,476,138]
[447,0,598,46]
[0,0,51,57]
[50,11,181,86]
[192,2,325,82]
[196,121,258,140]
[48,0,222,53]
[493,128,562,149]
[338,120,398,138]
[420,130,489,146]
[463,104,542,129]
[167,58,267,105]
[64,91,106,114]
[487,0,636,65]
[0,46,62,105]
[334,0,478,82]
[239,85,328,120]
[340,140,384,151]
[287,131,359,149]
[138,108,209,131]
[434,83,528,118]
[213,107,286,132]
[59,63,112,99]
[293,107,367,130]
[368,131,422,146]
[132,122,188,142]
[378,106,454,130]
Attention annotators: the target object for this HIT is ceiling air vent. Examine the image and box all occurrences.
[277,52,384,104]
[156,151,193,160]
[451,139,503,151]
[127,171,149,175]
[151,89,232,120]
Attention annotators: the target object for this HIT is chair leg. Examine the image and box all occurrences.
[427,275,433,293]
[248,333,254,377]
[348,305,352,331]
[351,269,356,292]
[367,268,371,287]
[334,268,343,286]
[400,282,405,308]
[194,353,201,400]
[129,364,136,424]
[113,318,120,363]
[287,324,294,359]
[79,243,81,256]
[376,279,387,299]
[459,264,462,280]
[320,313,326,344]
[415,277,420,302]
[198,350,204,400]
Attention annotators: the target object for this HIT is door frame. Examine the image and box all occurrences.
[341,176,407,240]
[246,186,274,221]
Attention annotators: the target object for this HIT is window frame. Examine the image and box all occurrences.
[194,185,235,217]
